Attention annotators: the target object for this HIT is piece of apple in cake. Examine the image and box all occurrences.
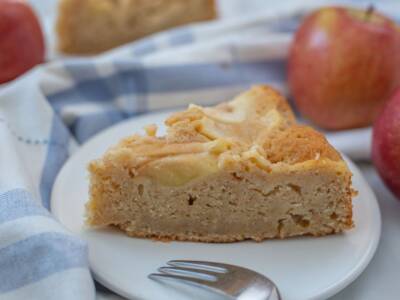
[86,85,354,242]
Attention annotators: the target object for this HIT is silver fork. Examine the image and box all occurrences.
[149,260,281,300]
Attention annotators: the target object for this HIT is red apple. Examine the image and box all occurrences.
[372,88,400,199]
[0,0,45,83]
[288,6,400,130]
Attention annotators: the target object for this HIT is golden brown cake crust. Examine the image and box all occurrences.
[57,0,217,54]
[100,85,340,167]
[262,125,341,164]
[86,85,355,242]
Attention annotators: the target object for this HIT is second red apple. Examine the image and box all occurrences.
[288,6,400,130]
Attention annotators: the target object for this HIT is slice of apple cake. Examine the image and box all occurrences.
[86,85,355,242]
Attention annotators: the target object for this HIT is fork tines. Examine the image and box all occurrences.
[149,260,226,287]
[149,260,281,300]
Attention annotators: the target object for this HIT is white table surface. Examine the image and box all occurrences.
[24,1,400,299]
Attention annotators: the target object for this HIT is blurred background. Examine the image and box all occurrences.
[27,0,400,59]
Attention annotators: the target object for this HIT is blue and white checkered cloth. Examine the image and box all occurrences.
[0,1,399,299]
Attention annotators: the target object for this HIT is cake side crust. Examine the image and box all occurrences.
[87,159,354,242]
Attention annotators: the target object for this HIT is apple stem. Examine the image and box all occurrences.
[365,4,374,21]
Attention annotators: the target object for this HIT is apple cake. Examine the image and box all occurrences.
[86,85,355,242]
[57,0,216,54]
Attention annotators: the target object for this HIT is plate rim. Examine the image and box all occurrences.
[51,111,382,300]
[310,157,381,300]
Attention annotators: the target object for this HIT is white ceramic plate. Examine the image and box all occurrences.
[52,111,381,300]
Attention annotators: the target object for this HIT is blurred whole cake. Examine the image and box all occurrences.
[57,0,216,54]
